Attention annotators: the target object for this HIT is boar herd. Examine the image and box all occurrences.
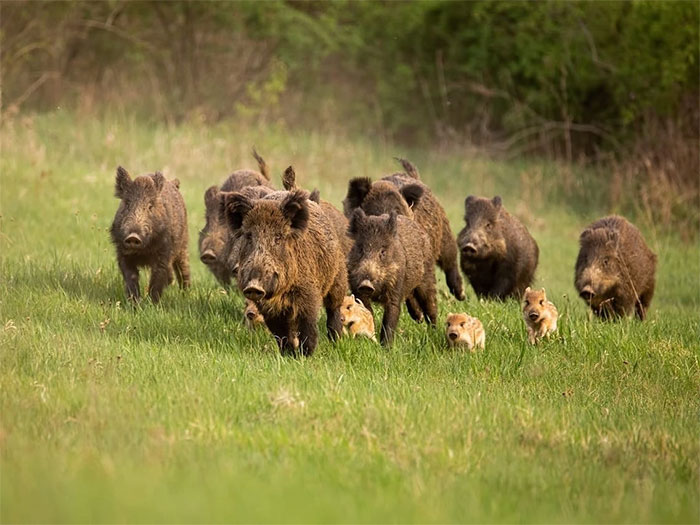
[110,152,657,356]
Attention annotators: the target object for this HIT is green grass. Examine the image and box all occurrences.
[1,111,698,523]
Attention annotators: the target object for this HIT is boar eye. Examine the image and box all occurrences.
[540,300,544,306]
[524,300,529,306]
[380,248,387,257]
[460,322,465,327]
[274,233,284,244]
[148,203,154,211]
[245,232,252,241]
[485,222,493,230]
[603,257,610,266]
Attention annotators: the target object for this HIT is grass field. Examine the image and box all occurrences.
[1,111,698,523]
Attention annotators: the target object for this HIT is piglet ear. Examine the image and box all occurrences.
[400,184,424,209]
[281,189,309,231]
[492,195,502,209]
[282,166,297,191]
[348,208,366,237]
[204,186,220,209]
[525,287,531,294]
[152,171,165,193]
[344,177,372,217]
[115,166,132,198]
[354,296,363,305]
[221,191,253,230]
[387,210,398,234]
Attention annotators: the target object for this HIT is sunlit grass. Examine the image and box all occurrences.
[1,111,698,523]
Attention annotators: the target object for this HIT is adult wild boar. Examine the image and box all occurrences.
[575,215,656,320]
[110,167,190,303]
[221,189,347,355]
[343,158,464,301]
[457,195,538,300]
[347,209,437,345]
[199,149,273,285]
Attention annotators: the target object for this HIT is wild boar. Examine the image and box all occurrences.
[343,158,464,301]
[340,294,377,342]
[445,313,485,351]
[457,195,538,299]
[522,287,558,344]
[199,149,273,285]
[110,167,189,303]
[347,209,437,345]
[575,215,656,320]
[221,189,347,356]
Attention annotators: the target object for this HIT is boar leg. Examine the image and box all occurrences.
[413,285,437,325]
[264,314,295,354]
[380,298,401,346]
[489,267,516,300]
[438,235,465,301]
[173,248,191,290]
[405,295,424,322]
[296,314,319,356]
[148,263,171,303]
[324,271,346,341]
[118,256,140,302]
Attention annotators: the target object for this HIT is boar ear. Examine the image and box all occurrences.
[171,178,181,190]
[464,195,475,211]
[281,189,309,231]
[152,171,165,193]
[222,192,253,230]
[492,196,502,209]
[579,228,593,244]
[282,166,297,191]
[386,211,398,234]
[345,177,372,212]
[400,184,424,209]
[115,166,132,198]
[348,208,366,236]
[309,188,321,204]
[204,186,220,208]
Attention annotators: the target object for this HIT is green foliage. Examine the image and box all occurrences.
[0,112,698,523]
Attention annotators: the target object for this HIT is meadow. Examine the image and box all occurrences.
[1,111,698,523]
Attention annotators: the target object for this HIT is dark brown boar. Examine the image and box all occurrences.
[347,209,437,345]
[457,195,538,300]
[575,215,657,320]
[199,149,274,284]
[221,189,347,356]
[343,158,464,301]
[110,167,190,303]
[282,166,352,255]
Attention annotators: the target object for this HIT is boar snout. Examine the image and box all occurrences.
[124,233,143,247]
[243,279,265,300]
[358,279,375,294]
[200,250,216,264]
[579,285,595,302]
[461,242,477,256]
[528,311,540,321]
[447,330,458,341]
[245,309,258,320]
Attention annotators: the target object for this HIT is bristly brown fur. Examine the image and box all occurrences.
[110,166,190,303]
[223,189,347,356]
[347,209,437,345]
[457,195,538,299]
[198,150,275,286]
[574,215,656,320]
[343,160,464,302]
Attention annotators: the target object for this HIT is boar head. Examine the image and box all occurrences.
[458,195,507,260]
[343,177,423,219]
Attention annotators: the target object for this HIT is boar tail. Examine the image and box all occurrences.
[252,148,270,180]
[394,157,420,179]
